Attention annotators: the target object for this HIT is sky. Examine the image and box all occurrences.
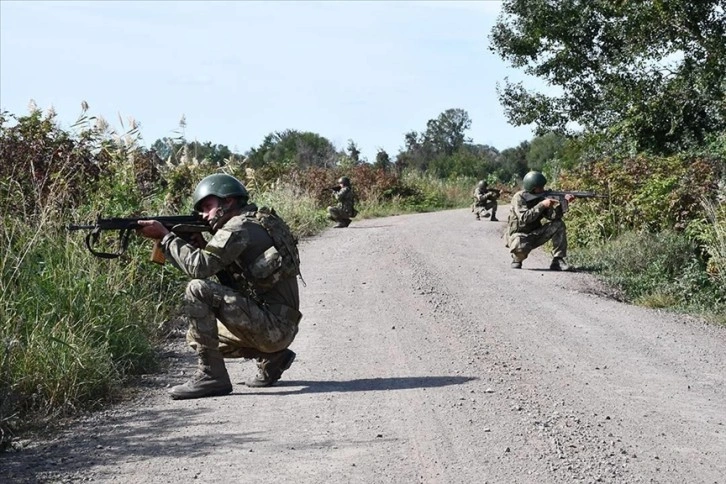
[1,0,543,162]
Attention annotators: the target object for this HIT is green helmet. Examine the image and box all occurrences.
[192,174,249,211]
[338,176,351,187]
[522,171,547,192]
[477,180,487,188]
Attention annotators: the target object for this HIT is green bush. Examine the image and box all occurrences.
[0,209,183,444]
[571,230,725,318]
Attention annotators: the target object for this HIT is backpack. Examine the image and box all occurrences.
[245,206,304,290]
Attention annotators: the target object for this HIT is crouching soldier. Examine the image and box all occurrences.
[506,171,574,271]
[327,176,357,228]
[472,180,500,221]
[137,174,302,399]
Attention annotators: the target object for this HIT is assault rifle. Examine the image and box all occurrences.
[521,190,608,213]
[68,214,210,263]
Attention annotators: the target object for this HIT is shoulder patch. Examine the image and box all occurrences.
[205,229,233,257]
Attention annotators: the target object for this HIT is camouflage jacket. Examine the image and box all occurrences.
[334,186,356,217]
[160,204,299,310]
[507,190,562,236]
[474,185,499,202]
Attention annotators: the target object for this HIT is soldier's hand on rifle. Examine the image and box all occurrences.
[541,198,558,208]
[136,220,170,239]
[187,232,207,249]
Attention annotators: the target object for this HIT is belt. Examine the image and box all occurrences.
[268,303,303,324]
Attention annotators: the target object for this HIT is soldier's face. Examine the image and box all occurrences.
[199,196,222,221]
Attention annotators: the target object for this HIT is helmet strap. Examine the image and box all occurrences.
[209,197,245,230]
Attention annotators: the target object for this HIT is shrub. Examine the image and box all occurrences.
[571,230,725,317]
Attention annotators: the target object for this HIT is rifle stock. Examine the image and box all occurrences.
[68,215,209,261]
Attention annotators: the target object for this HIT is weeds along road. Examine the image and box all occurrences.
[2,208,726,484]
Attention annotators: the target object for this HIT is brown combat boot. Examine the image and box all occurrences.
[169,349,232,400]
[246,349,296,387]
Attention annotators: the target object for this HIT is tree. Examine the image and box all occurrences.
[396,130,434,172]
[490,0,726,154]
[346,139,362,164]
[246,130,338,169]
[497,140,531,182]
[396,109,474,172]
[526,132,566,171]
[374,149,392,171]
[424,108,473,156]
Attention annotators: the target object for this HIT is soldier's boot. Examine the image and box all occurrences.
[511,250,526,269]
[550,257,571,271]
[334,219,351,228]
[483,212,491,219]
[490,213,498,221]
[246,349,296,387]
[475,212,481,220]
[169,349,232,400]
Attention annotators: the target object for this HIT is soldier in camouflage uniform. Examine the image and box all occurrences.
[327,176,357,228]
[472,180,500,221]
[137,174,302,399]
[506,171,574,271]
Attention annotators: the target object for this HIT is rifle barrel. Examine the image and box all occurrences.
[67,215,207,232]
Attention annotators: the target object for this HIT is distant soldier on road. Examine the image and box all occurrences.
[506,171,574,271]
[327,176,357,228]
[472,180,500,221]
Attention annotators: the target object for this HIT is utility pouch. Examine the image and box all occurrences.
[249,246,283,280]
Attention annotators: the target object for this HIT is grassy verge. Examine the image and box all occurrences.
[0,207,186,448]
[570,226,725,325]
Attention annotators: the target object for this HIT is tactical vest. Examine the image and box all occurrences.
[242,206,303,292]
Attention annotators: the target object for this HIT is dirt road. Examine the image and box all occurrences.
[2,209,725,483]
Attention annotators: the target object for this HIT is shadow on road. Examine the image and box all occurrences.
[330,224,394,229]
[0,376,477,482]
[241,375,478,396]
[0,406,262,483]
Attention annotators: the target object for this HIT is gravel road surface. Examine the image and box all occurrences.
[2,209,725,483]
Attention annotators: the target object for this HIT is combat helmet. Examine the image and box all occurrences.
[477,180,487,188]
[522,171,547,193]
[192,174,249,211]
[337,176,351,187]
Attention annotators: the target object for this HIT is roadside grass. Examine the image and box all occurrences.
[0,204,185,447]
[570,229,726,325]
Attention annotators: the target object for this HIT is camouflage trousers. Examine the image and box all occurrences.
[508,219,567,262]
[327,206,351,223]
[183,279,300,358]
[472,199,498,217]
